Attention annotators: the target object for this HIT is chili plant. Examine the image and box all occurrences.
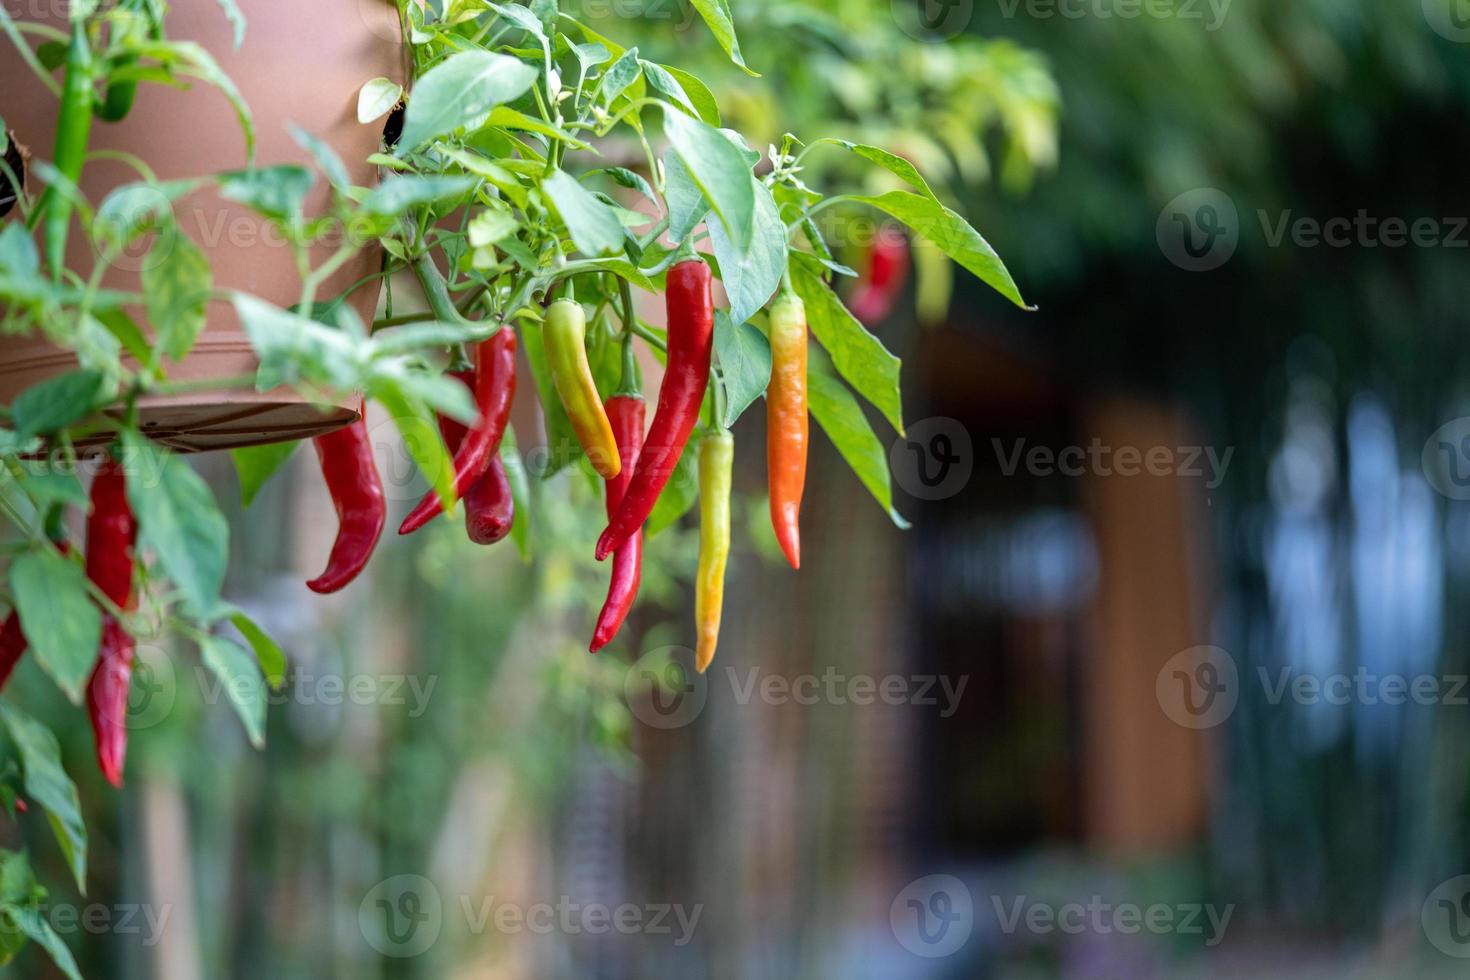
[0,0,1030,973]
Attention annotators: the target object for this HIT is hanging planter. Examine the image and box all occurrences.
[0,0,404,452]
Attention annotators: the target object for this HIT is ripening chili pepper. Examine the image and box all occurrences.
[464,456,514,545]
[307,411,386,594]
[0,538,70,692]
[595,257,713,561]
[399,328,517,535]
[84,456,137,789]
[36,19,95,279]
[694,429,733,673]
[849,229,910,326]
[590,392,646,652]
[543,300,620,481]
[766,291,808,570]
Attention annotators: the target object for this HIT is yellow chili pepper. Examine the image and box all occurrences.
[695,428,733,673]
[543,299,620,479]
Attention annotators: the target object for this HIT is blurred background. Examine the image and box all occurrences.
[10,0,1470,976]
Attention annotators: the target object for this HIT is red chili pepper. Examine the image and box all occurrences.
[399,329,517,535]
[464,455,514,545]
[83,457,137,789]
[590,393,646,652]
[306,411,386,594]
[0,539,70,692]
[849,228,910,325]
[594,258,713,561]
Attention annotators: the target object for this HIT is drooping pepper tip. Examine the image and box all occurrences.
[594,530,616,562]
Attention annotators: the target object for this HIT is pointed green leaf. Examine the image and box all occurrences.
[10,549,101,704]
[687,0,756,75]
[662,107,753,250]
[0,705,88,894]
[10,371,108,440]
[229,612,287,690]
[713,311,770,428]
[144,224,212,361]
[543,169,624,256]
[397,50,539,152]
[707,178,786,326]
[231,440,299,508]
[807,345,908,528]
[200,635,266,748]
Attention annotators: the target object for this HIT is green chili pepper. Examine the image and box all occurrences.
[695,428,733,673]
[36,19,96,279]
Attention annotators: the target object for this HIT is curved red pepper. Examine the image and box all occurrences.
[306,411,386,594]
[399,329,517,535]
[590,395,646,652]
[849,228,910,325]
[595,259,712,561]
[84,457,136,789]
[464,455,514,545]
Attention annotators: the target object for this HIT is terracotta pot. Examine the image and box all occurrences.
[0,0,405,452]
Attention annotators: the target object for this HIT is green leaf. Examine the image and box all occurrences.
[229,612,287,690]
[122,430,230,618]
[645,449,698,537]
[289,124,353,193]
[232,294,363,391]
[640,60,700,121]
[361,174,477,215]
[661,65,722,127]
[372,382,456,510]
[818,140,937,200]
[0,224,38,279]
[807,345,908,528]
[212,0,246,47]
[397,50,540,152]
[687,0,756,75]
[9,550,101,704]
[713,311,770,428]
[707,178,786,326]
[8,906,82,980]
[94,180,197,248]
[589,166,655,203]
[200,635,266,748]
[662,107,753,250]
[853,190,1029,310]
[11,466,86,509]
[218,164,314,227]
[790,255,904,435]
[357,76,403,124]
[144,224,212,361]
[0,705,88,894]
[542,169,624,256]
[662,150,709,244]
[231,440,299,508]
[501,427,532,562]
[599,47,642,104]
[93,308,152,365]
[10,371,108,440]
